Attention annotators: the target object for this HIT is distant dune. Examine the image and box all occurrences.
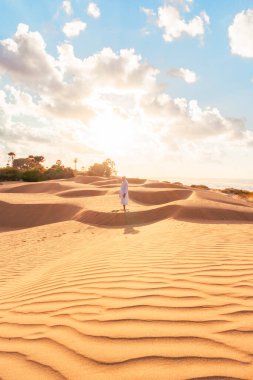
[1,177,253,379]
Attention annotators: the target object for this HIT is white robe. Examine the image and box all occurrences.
[120,180,128,205]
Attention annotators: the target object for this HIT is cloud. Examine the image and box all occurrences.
[62,0,72,16]
[0,90,53,149]
[141,95,248,142]
[63,20,87,38]
[167,0,193,13]
[169,67,198,83]
[140,7,156,37]
[157,4,209,42]
[0,23,252,175]
[141,28,151,36]
[87,2,101,19]
[228,9,253,58]
[0,86,98,165]
[180,100,246,140]
[140,7,156,18]
[79,47,159,92]
[0,24,159,126]
[0,24,61,89]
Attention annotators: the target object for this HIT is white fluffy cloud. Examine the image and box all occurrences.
[141,1,209,43]
[87,2,101,19]
[80,47,159,92]
[141,94,247,141]
[228,9,253,58]
[0,24,159,130]
[157,5,209,42]
[63,20,87,38]
[0,23,252,175]
[62,0,72,16]
[169,67,198,83]
[0,24,61,89]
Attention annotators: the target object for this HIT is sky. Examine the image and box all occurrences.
[0,0,253,179]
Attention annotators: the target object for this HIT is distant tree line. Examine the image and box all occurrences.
[0,154,74,182]
[87,159,117,177]
[0,153,117,182]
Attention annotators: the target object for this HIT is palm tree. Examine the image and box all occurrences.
[8,152,15,166]
[74,158,78,171]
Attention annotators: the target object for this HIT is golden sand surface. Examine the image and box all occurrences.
[1,176,253,379]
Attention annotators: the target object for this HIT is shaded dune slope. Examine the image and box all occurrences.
[129,189,192,205]
[75,182,253,226]
[1,182,73,194]
[195,189,253,208]
[143,181,185,189]
[75,204,179,226]
[174,204,253,223]
[57,189,107,198]
[0,201,81,229]
[76,203,253,227]
[0,178,253,231]
[127,178,147,185]
[74,176,105,184]
[92,179,121,186]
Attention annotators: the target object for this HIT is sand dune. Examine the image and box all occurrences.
[129,188,192,205]
[0,201,81,230]
[1,177,253,379]
[143,181,185,189]
[57,189,107,198]
[1,182,74,194]
[74,175,105,184]
[127,178,147,185]
[92,179,121,186]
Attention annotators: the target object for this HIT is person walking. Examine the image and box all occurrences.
[119,176,128,212]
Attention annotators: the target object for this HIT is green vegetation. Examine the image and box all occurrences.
[43,164,74,180]
[0,153,117,182]
[0,167,21,181]
[0,154,74,182]
[21,169,44,182]
[191,184,210,190]
[87,158,117,178]
[13,155,45,171]
[221,188,252,198]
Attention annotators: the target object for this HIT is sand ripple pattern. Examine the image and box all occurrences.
[1,179,253,379]
[1,220,253,379]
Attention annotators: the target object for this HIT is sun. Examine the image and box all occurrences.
[90,112,136,156]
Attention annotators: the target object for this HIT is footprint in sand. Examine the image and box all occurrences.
[112,209,130,213]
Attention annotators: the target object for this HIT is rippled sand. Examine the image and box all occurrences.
[1,177,253,379]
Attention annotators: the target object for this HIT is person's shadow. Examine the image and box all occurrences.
[111,210,139,234]
[124,226,140,235]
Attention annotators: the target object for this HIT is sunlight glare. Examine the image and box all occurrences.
[90,112,136,156]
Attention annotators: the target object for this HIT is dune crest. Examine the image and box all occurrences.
[1,177,252,231]
[1,182,73,194]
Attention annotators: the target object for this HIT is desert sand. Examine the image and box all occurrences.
[1,176,253,379]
